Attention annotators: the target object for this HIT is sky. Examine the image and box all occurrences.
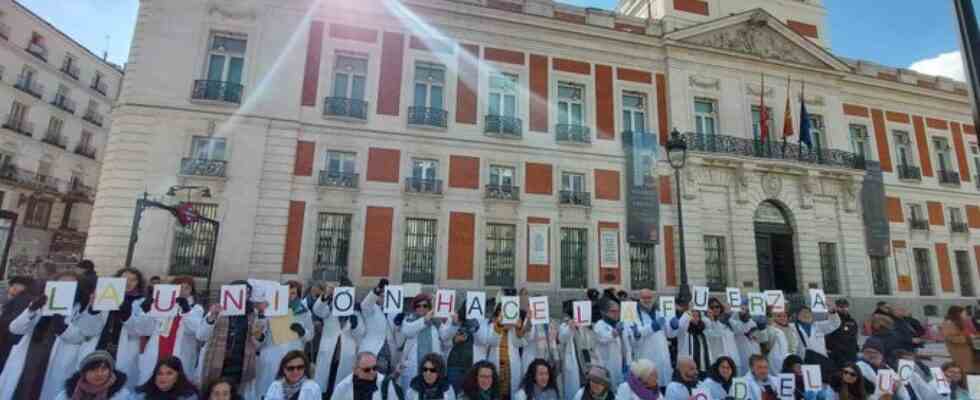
[15,0,969,81]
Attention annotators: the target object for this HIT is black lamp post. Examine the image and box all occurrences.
[666,129,690,302]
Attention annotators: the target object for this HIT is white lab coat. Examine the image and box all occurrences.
[729,317,760,376]
[521,322,558,371]
[256,304,314,397]
[594,319,632,388]
[478,321,526,398]
[313,297,366,394]
[753,325,789,375]
[76,298,150,389]
[705,317,742,373]
[264,379,321,400]
[672,313,711,372]
[699,377,735,400]
[665,381,699,400]
[333,373,401,400]
[360,291,389,355]
[559,321,592,400]
[744,372,782,400]
[400,316,457,389]
[856,361,912,400]
[625,306,672,388]
[54,388,132,400]
[135,301,205,385]
[0,305,90,400]
[407,384,457,400]
[792,314,841,358]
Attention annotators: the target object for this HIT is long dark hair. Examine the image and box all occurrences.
[116,268,146,294]
[709,356,736,386]
[203,378,243,400]
[834,362,869,400]
[462,361,499,399]
[136,356,199,398]
[519,358,558,399]
[277,350,312,380]
[947,305,966,330]
[942,362,968,390]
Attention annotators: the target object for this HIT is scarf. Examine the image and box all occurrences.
[415,316,435,365]
[688,321,709,371]
[496,323,513,398]
[798,322,813,337]
[627,374,660,400]
[282,379,304,400]
[72,372,118,400]
[202,313,258,387]
[479,390,495,400]
[15,311,66,398]
[410,375,451,399]
[672,370,699,393]
[353,376,379,400]
[97,292,142,357]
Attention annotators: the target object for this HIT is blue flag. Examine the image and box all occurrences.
[799,83,812,149]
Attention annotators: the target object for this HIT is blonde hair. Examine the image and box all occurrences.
[630,359,658,380]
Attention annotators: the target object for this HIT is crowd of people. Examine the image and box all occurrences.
[0,260,976,400]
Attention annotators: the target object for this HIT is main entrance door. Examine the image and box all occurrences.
[754,201,798,293]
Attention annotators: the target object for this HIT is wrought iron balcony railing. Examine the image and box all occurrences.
[556,124,592,144]
[15,76,44,99]
[180,158,227,178]
[60,63,79,80]
[485,184,520,201]
[938,170,961,185]
[26,42,47,62]
[559,190,591,207]
[405,177,443,194]
[682,132,866,170]
[407,106,448,128]
[323,97,368,120]
[951,222,969,233]
[91,80,108,96]
[74,143,96,159]
[191,80,243,104]
[484,115,522,139]
[41,132,66,149]
[909,218,930,231]
[83,110,104,127]
[2,116,32,137]
[0,165,61,192]
[51,94,76,114]
[318,171,359,189]
[897,164,921,180]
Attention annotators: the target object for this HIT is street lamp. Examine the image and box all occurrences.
[666,128,690,302]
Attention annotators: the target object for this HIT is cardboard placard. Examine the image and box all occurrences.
[220,285,248,316]
[659,296,676,318]
[500,296,521,325]
[573,301,592,326]
[270,315,299,345]
[726,287,742,312]
[931,367,950,395]
[809,288,828,313]
[466,291,486,320]
[384,286,404,314]
[332,287,356,316]
[621,301,639,324]
[897,359,915,382]
[778,373,795,400]
[765,290,785,313]
[435,289,456,318]
[691,388,710,400]
[802,365,822,391]
[731,378,750,400]
[877,370,897,395]
[265,284,290,317]
[92,277,126,311]
[43,281,77,316]
[692,286,710,311]
[748,292,767,316]
[529,296,549,325]
[149,285,180,318]
[968,375,980,400]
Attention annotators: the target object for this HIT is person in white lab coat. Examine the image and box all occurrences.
[729,307,762,377]
[670,310,711,373]
[135,276,205,385]
[255,280,314,396]
[698,356,738,400]
[196,281,267,400]
[406,352,457,400]
[333,352,402,400]
[76,267,148,389]
[752,310,790,376]
[665,357,701,400]
[313,282,366,398]
[594,298,632,388]
[514,358,560,400]
[401,293,459,389]
[624,289,671,391]
[744,355,781,400]
[558,300,593,400]
[264,350,321,400]
[572,365,615,400]
[792,306,841,360]
[615,359,661,400]
[359,280,391,356]
[479,298,526,399]
[705,298,743,373]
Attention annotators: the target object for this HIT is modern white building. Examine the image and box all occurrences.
[85,0,980,316]
[0,0,122,277]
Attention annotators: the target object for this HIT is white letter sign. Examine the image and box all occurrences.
[692,286,709,311]
[726,288,742,312]
[573,301,592,326]
[149,284,180,317]
[220,285,247,316]
[529,296,549,325]
[779,373,795,400]
[466,291,486,320]
[968,375,980,400]
[500,296,520,325]
[659,296,676,318]
[621,301,639,324]
[766,290,785,313]
[897,359,915,382]
[384,286,404,314]
[691,388,710,400]
[731,378,749,400]
[435,289,456,318]
[748,292,767,316]
[265,284,290,317]
[802,365,822,392]
[809,288,828,313]
[92,277,126,311]
[877,370,897,395]
[332,287,356,316]
[43,281,77,316]
[931,367,950,395]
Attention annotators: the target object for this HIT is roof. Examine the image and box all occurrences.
[12,0,124,75]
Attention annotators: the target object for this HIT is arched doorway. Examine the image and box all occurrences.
[754,201,798,293]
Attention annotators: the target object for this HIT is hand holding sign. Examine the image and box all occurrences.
[221,285,248,316]
[809,289,828,314]
[500,296,520,325]
[333,287,356,316]
[149,284,180,317]
[42,281,77,316]
[748,292,767,316]
[621,301,639,324]
[692,286,709,311]
[573,301,592,326]
[529,297,549,325]
[766,290,785,313]
[726,288,742,312]
[384,286,404,314]
[659,296,676,318]
[435,290,456,318]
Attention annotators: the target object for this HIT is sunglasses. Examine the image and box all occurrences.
[423,367,439,373]
[285,364,306,372]
[360,366,380,373]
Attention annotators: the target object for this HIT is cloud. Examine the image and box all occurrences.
[909,51,966,82]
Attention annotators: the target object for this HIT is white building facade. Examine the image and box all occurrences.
[0,0,122,277]
[85,0,980,315]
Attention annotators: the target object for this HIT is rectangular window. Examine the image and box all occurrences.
[914,248,935,296]
[333,53,367,100]
[561,172,585,193]
[894,131,914,167]
[190,137,227,160]
[808,114,825,151]
[411,158,438,180]
[909,204,924,221]
[694,98,717,135]
[560,227,588,288]
[488,73,518,117]
[46,117,63,138]
[326,151,356,174]
[950,208,964,225]
[870,256,891,295]
[8,101,27,125]
[207,34,246,84]
[955,250,975,296]
[314,213,352,281]
[79,131,93,149]
[403,218,437,284]
[934,138,953,172]
[703,236,727,291]
[630,243,657,289]
[485,223,516,287]
[489,165,515,187]
[557,82,585,126]
[413,62,445,109]
[751,105,774,141]
[25,198,52,228]
[19,66,34,85]
[819,242,841,294]
[971,144,980,182]
[850,124,871,160]
[622,92,647,133]
[169,202,218,277]
[37,161,51,177]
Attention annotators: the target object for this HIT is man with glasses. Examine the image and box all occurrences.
[333,352,401,400]
[624,289,672,390]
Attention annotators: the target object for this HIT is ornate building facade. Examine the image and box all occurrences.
[86,0,980,315]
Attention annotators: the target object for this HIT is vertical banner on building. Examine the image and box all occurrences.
[623,129,659,243]
[894,246,913,291]
[528,224,550,265]
[862,162,891,257]
[600,229,620,269]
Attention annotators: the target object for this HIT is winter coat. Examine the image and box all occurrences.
[942,321,980,374]
[76,297,151,389]
[54,370,131,400]
[826,313,860,367]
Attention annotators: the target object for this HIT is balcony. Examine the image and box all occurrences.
[83,110,104,127]
[67,179,95,202]
[191,80,242,104]
[74,143,96,159]
[484,115,522,139]
[951,222,969,233]
[0,22,9,40]
[910,218,929,231]
[405,177,443,195]
[683,132,866,170]
[323,97,367,120]
[51,94,76,114]
[14,77,44,99]
[91,80,108,96]
[898,164,921,180]
[0,165,61,193]
[41,132,66,150]
[938,170,961,185]
[318,171,359,189]
[26,42,47,62]
[2,117,32,137]
[556,124,591,144]
[179,158,227,178]
[407,106,448,128]
[60,64,80,81]
[559,190,592,207]
[485,184,520,201]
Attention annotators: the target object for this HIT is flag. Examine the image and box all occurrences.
[759,73,769,143]
[799,80,812,148]
[782,76,794,138]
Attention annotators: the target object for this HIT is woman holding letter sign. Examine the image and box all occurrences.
[480,294,527,399]
[256,280,314,397]
[559,300,594,400]
[313,282,366,398]
[196,281,267,399]
[705,298,743,374]
[401,293,459,390]
[76,268,148,390]
[594,298,633,388]
[135,276,206,385]
[671,309,711,374]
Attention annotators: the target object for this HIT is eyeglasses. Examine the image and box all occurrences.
[423,367,439,373]
[360,365,380,373]
[285,364,306,372]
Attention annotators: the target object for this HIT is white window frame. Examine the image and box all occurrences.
[557,81,586,127]
[412,62,445,109]
[561,171,586,193]
[933,137,953,172]
[333,51,368,100]
[325,150,357,174]
[190,136,227,161]
[694,98,717,135]
[489,164,515,187]
[621,91,647,133]
[894,131,916,167]
[411,158,439,180]
[488,72,519,117]
[205,33,247,83]
[849,124,871,160]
